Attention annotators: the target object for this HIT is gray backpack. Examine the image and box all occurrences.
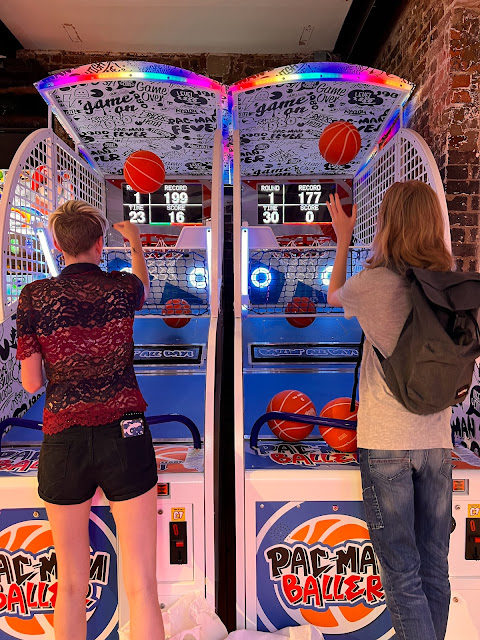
[371,267,480,415]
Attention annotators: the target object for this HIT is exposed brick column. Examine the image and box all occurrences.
[374,0,480,271]
[448,7,480,271]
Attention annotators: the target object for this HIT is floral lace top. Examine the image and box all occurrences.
[16,263,147,434]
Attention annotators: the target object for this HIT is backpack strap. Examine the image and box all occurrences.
[351,332,365,412]
[467,310,480,342]
[372,345,385,363]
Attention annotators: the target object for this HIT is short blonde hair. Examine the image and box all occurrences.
[366,181,454,273]
[48,200,108,257]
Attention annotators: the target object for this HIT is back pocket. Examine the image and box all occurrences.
[115,431,155,473]
[369,454,410,481]
[38,442,69,489]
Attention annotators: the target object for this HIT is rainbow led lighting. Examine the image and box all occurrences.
[229,63,414,94]
[37,69,223,93]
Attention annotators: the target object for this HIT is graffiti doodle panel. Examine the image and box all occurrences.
[237,80,405,176]
[0,313,42,425]
[37,62,223,176]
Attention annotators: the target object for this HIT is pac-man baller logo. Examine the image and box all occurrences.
[256,502,394,639]
[0,508,118,640]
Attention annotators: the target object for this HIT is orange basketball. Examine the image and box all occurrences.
[267,390,316,442]
[319,397,358,452]
[31,165,48,192]
[286,297,316,328]
[319,121,361,165]
[162,298,191,328]
[124,150,166,194]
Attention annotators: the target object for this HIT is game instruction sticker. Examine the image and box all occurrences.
[154,444,204,473]
[171,508,186,522]
[468,505,480,517]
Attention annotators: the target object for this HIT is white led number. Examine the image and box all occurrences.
[129,209,147,224]
[169,211,186,223]
[299,192,321,205]
[166,192,189,204]
[305,211,315,223]
[263,210,280,224]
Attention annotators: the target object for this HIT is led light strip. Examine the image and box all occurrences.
[36,70,223,93]
[230,62,414,94]
[37,228,59,277]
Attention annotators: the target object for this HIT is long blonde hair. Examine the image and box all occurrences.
[366,180,454,272]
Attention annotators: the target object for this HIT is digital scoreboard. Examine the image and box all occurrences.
[123,183,203,225]
[257,183,336,225]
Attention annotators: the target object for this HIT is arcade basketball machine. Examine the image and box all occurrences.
[230,62,480,639]
[0,61,224,639]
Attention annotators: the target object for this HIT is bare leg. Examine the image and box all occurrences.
[44,499,92,640]
[110,487,165,640]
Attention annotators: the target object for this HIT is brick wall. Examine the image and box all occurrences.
[374,0,480,271]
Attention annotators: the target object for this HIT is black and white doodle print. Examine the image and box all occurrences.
[40,61,222,176]
[0,314,39,423]
[38,60,412,179]
[235,68,411,176]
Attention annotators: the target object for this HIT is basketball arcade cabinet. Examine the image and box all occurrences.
[0,61,224,639]
[231,62,480,639]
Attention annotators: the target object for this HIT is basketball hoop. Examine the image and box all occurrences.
[276,233,333,247]
[273,235,331,259]
[139,233,178,248]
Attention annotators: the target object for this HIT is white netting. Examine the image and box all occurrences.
[0,129,105,320]
[106,247,209,316]
[55,143,103,207]
[353,128,448,247]
[247,247,368,315]
[354,142,395,246]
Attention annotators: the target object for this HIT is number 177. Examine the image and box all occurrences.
[299,192,321,204]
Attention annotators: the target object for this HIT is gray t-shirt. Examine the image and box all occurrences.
[338,267,452,450]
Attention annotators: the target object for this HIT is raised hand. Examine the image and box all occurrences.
[113,221,142,244]
[326,193,357,246]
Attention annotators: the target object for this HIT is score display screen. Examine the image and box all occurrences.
[257,183,336,225]
[123,183,203,225]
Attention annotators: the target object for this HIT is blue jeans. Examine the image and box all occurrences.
[358,448,452,640]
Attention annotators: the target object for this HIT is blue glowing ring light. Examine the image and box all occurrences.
[188,267,208,289]
[251,267,272,289]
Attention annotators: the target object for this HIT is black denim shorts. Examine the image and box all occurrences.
[38,419,158,505]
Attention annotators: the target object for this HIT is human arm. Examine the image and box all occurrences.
[113,221,150,299]
[16,286,45,393]
[326,193,357,307]
[21,352,45,393]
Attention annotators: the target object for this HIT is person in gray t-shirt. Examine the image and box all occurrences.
[326,181,454,640]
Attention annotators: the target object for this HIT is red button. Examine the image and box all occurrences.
[176,541,184,547]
